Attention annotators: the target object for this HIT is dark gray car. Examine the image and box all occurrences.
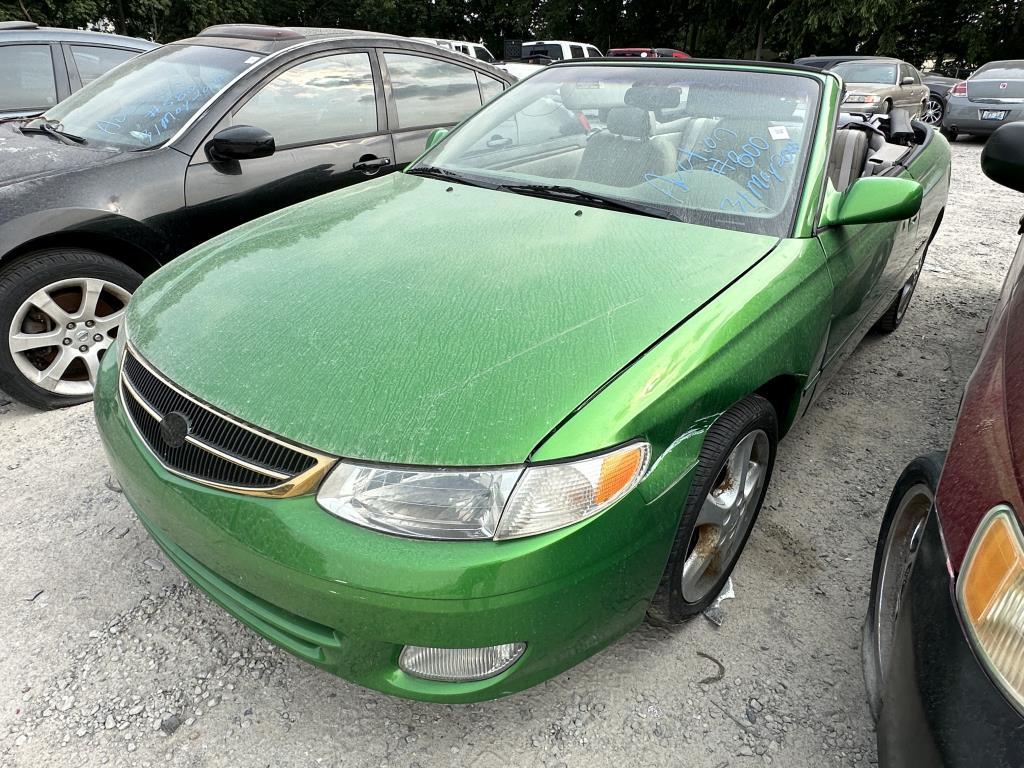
[942,60,1024,139]
[0,21,157,119]
[0,24,515,409]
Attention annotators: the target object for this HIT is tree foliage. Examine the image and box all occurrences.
[2,0,1021,71]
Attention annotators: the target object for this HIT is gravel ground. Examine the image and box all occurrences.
[1,138,1020,768]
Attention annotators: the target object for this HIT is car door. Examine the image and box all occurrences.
[0,42,67,117]
[183,49,392,248]
[380,50,490,164]
[816,132,913,370]
[898,63,925,115]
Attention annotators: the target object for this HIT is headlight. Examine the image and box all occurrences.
[316,442,649,541]
[844,93,879,104]
[957,506,1024,712]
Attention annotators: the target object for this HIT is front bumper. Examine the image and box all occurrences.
[93,346,689,702]
[876,510,1023,766]
[941,100,1024,136]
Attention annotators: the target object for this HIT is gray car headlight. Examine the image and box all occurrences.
[316,443,649,541]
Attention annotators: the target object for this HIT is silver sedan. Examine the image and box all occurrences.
[833,59,929,117]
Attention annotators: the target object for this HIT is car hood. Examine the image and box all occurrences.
[126,173,779,466]
[0,122,122,185]
[842,83,893,96]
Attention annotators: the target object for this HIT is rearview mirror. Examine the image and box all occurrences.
[982,122,1024,193]
[901,76,914,85]
[425,127,449,151]
[206,125,275,162]
[820,176,922,227]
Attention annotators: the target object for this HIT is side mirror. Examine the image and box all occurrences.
[901,76,915,85]
[425,127,449,151]
[982,122,1024,193]
[820,176,923,227]
[206,125,275,162]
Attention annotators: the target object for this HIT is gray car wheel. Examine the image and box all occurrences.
[921,95,944,125]
[0,249,142,409]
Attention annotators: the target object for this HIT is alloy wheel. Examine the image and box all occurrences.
[680,429,770,603]
[921,96,943,125]
[8,277,131,397]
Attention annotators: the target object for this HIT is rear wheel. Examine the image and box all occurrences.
[647,395,778,625]
[0,249,142,409]
[863,453,944,720]
[940,126,958,141]
[874,252,924,333]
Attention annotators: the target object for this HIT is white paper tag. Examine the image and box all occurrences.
[244,55,260,64]
[768,125,790,140]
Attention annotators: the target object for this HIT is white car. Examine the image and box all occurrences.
[410,37,495,63]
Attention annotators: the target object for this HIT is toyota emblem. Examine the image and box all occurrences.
[159,411,191,449]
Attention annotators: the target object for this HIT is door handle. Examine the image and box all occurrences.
[353,155,391,173]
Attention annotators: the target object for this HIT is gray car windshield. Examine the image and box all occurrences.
[33,44,259,150]
[832,61,897,85]
[413,64,819,237]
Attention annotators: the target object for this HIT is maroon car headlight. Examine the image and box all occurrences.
[957,505,1024,712]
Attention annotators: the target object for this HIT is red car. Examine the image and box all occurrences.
[864,121,1024,767]
[607,47,689,58]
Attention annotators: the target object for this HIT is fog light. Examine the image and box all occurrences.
[399,643,526,682]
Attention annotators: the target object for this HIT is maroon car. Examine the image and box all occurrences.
[864,121,1024,767]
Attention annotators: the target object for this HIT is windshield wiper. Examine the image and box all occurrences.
[21,120,87,145]
[494,183,673,219]
[405,165,495,189]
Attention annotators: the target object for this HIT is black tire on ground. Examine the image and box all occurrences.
[0,248,143,410]
[940,127,958,141]
[862,452,944,721]
[879,99,892,115]
[647,394,779,625]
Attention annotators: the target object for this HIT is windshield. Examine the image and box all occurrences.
[412,64,819,237]
[831,61,896,85]
[36,44,259,150]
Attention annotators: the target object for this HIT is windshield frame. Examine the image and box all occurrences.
[410,60,826,239]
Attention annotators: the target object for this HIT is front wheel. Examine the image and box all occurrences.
[647,394,778,625]
[0,249,142,409]
[921,95,944,125]
[863,453,944,720]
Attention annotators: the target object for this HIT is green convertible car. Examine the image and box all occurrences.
[94,59,950,701]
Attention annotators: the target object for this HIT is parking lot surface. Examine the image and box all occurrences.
[1,139,1019,768]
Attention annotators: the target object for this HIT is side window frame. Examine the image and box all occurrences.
[569,44,585,60]
[0,41,66,111]
[377,48,487,133]
[227,47,386,151]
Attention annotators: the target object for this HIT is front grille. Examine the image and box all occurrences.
[119,345,332,496]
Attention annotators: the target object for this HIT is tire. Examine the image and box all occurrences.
[0,249,143,409]
[940,126,958,141]
[647,394,778,625]
[879,99,892,116]
[921,95,944,126]
[862,452,944,721]
[875,212,941,334]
